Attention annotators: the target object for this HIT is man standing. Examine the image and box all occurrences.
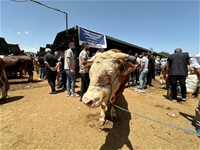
[43,48,60,94]
[79,43,90,101]
[190,53,200,135]
[64,42,79,97]
[54,51,60,86]
[135,52,148,92]
[146,51,155,87]
[38,55,46,80]
[127,50,136,87]
[57,50,66,89]
[134,52,140,85]
[166,48,190,102]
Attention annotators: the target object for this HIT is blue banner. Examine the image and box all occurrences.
[78,26,107,48]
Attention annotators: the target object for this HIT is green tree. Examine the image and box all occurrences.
[159,51,169,57]
[25,51,36,56]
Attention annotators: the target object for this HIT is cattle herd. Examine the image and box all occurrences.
[0,55,39,99]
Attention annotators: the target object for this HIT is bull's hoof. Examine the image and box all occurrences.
[0,97,6,100]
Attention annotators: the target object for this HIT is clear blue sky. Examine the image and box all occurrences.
[1,0,199,56]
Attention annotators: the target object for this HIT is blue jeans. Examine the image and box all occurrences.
[139,69,148,89]
[40,67,46,79]
[65,69,76,95]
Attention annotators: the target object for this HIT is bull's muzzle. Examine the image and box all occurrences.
[82,97,94,107]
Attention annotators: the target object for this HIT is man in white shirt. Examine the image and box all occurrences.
[190,53,200,135]
[79,43,90,101]
[135,52,148,92]
[64,42,79,97]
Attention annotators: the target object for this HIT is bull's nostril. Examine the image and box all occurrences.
[82,97,94,107]
[87,100,93,106]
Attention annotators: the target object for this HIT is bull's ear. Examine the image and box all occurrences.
[87,52,102,63]
[115,53,129,61]
[126,62,135,75]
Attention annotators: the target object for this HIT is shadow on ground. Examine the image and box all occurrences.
[100,94,134,150]
[0,96,24,105]
[179,112,196,127]
[9,80,42,85]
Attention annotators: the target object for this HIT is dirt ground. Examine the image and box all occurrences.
[0,72,199,150]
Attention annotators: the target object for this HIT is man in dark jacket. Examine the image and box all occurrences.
[57,50,66,89]
[146,51,155,87]
[44,48,60,94]
[166,48,190,102]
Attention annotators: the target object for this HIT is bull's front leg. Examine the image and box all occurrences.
[28,71,33,82]
[160,75,163,86]
[98,102,107,126]
[110,97,117,121]
[1,82,7,99]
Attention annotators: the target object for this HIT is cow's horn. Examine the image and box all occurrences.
[115,53,129,61]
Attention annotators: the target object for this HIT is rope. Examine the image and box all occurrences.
[114,104,199,135]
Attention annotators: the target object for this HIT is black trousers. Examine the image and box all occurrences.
[128,71,135,87]
[170,75,186,99]
[46,71,57,92]
[135,69,140,84]
[146,70,154,86]
[80,73,90,100]
[58,70,67,89]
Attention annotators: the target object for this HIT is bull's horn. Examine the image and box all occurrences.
[115,53,129,61]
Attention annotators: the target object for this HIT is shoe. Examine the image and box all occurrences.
[182,98,187,101]
[49,91,57,94]
[57,86,62,89]
[138,89,145,93]
[134,88,141,92]
[71,93,80,97]
[67,94,71,97]
[172,99,177,103]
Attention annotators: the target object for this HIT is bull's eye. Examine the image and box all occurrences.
[106,72,113,79]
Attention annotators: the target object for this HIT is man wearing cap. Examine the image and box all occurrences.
[64,42,79,97]
[43,48,60,94]
[190,53,200,135]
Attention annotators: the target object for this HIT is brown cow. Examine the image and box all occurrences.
[82,49,135,126]
[0,58,9,99]
[3,56,34,82]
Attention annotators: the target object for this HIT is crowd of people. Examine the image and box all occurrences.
[38,42,104,102]
[37,44,200,136]
[126,50,156,93]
